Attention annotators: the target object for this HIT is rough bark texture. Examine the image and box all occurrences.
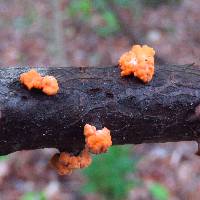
[0,64,200,155]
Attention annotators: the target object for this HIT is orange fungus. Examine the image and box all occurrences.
[41,76,59,96]
[50,148,92,175]
[20,69,59,95]
[118,45,155,83]
[84,124,112,154]
[20,69,43,90]
[51,124,112,175]
[50,153,72,175]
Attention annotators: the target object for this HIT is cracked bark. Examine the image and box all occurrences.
[0,64,200,155]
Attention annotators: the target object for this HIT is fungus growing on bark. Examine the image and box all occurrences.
[50,148,92,175]
[51,124,112,175]
[20,69,43,90]
[84,124,112,154]
[50,153,72,175]
[20,69,59,95]
[118,44,155,83]
[41,76,59,96]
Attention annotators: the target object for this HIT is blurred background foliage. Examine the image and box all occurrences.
[20,191,46,200]
[0,0,200,199]
[82,146,138,200]
[149,183,169,200]
[0,156,9,162]
[66,0,181,37]
[81,146,169,200]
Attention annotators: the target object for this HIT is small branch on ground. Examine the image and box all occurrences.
[0,64,200,155]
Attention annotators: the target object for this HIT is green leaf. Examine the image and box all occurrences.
[149,183,169,200]
[20,191,46,200]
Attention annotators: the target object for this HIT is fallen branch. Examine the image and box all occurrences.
[0,64,200,155]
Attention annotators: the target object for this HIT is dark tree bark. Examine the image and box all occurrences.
[0,64,200,156]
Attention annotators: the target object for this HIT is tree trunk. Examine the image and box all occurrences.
[0,64,200,155]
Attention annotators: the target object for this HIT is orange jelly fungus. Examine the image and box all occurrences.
[41,76,59,96]
[20,69,43,90]
[50,148,92,175]
[51,124,112,175]
[20,69,59,95]
[118,45,155,83]
[84,124,112,154]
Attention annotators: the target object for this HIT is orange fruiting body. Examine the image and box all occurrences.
[84,124,112,154]
[20,69,59,95]
[41,76,59,96]
[50,153,72,175]
[20,69,43,90]
[118,45,155,83]
[50,148,92,176]
[51,124,112,175]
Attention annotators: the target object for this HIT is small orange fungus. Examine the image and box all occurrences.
[41,76,59,96]
[84,124,112,154]
[50,148,92,175]
[118,44,155,83]
[50,153,72,175]
[20,69,43,90]
[20,69,59,95]
[51,124,112,175]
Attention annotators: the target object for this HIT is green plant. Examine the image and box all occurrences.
[66,0,121,37]
[95,11,120,37]
[66,0,182,37]
[20,191,46,200]
[0,155,9,162]
[149,182,169,200]
[81,145,139,200]
[67,0,92,19]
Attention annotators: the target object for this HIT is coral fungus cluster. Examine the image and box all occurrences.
[50,148,92,175]
[84,124,112,154]
[118,45,155,83]
[51,124,112,175]
[20,69,59,95]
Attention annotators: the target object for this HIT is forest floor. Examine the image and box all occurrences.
[0,0,200,199]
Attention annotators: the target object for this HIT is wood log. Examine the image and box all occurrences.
[0,64,200,155]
